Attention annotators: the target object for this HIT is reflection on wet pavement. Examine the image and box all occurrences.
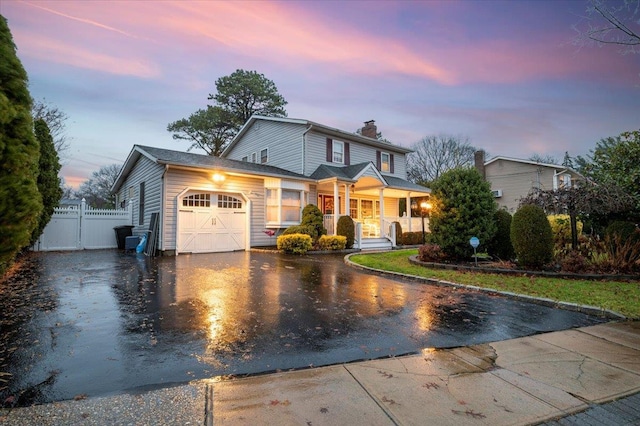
[0,250,605,405]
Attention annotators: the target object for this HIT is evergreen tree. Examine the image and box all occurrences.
[30,119,63,246]
[429,168,497,259]
[0,15,42,272]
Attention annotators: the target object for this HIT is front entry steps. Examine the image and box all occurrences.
[359,237,392,251]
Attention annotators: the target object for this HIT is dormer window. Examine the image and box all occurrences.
[333,141,344,164]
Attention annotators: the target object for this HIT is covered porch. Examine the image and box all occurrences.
[311,162,431,249]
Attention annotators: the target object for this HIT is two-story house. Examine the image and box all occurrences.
[480,154,585,213]
[112,116,430,255]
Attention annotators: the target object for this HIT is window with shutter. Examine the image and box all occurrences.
[326,138,333,162]
[344,142,350,165]
[376,150,381,170]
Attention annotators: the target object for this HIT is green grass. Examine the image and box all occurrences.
[349,249,640,319]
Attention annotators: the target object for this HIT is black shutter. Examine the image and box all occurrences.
[139,182,145,225]
[344,142,350,165]
[390,154,394,173]
[376,150,381,170]
[326,138,333,162]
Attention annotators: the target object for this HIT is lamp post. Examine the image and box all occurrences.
[419,201,432,244]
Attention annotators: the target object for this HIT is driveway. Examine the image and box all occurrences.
[0,250,605,406]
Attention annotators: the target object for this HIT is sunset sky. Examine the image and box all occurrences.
[2,0,639,188]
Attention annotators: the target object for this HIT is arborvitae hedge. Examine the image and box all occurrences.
[30,119,63,246]
[0,16,42,274]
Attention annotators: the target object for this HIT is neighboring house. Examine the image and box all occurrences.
[112,116,430,255]
[481,155,585,213]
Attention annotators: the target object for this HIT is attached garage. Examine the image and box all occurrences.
[177,191,247,254]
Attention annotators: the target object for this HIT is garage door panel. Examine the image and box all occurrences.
[178,193,246,254]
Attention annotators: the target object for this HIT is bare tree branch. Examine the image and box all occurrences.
[573,0,640,54]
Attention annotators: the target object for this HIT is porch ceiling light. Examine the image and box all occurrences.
[212,172,226,183]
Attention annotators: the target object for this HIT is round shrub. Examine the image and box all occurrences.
[487,209,514,261]
[282,225,315,238]
[511,204,554,269]
[336,215,355,248]
[277,233,313,254]
[605,220,638,241]
[301,204,326,242]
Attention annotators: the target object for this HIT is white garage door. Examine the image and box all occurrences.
[178,193,247,253]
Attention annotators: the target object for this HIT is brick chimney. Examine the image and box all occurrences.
[474,150,486,179]
[361,120,377,138]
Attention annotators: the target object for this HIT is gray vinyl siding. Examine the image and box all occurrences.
[305,130,408,179]
[485,160,581,213]
[225,120,305,174]
[163,168,271,249]
[115,156,164,237]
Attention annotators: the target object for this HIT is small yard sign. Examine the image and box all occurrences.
[469,236,480,266]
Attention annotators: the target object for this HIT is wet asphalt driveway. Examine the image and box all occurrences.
[1,250,605,406]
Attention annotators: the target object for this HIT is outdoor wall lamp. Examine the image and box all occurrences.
[212,172,226,183]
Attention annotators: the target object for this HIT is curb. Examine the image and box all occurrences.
[344,252,626,320]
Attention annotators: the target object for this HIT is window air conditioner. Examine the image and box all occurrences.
[492,189,503,198]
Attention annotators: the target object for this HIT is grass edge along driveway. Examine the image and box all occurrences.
[348,249,640,319]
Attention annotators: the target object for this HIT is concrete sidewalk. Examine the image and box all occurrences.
[2,321,639,425]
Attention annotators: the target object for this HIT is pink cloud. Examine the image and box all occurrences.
[9,1,635,86]
[13,29,160,78]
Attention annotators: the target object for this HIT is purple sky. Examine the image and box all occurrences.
[3,0,639,188]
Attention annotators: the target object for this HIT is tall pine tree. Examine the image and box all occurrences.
[0,15,42,273]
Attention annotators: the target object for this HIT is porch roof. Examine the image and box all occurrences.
[310,162,431,197]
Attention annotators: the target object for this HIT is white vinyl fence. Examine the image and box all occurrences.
[33,199,133,251]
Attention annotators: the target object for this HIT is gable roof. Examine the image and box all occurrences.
[223,115,413,157]
[309,162,430,194]
[112,145,313,193]
[484,156,583,177]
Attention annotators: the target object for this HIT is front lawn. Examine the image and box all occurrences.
[349,249,640,319]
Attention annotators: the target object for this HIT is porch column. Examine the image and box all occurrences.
[333,181,339,235]
[406,193,412,232]
[378,188,384,236]
[344,183,350,218]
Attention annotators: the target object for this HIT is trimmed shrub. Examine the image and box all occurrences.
[300,204,326,242]
[487,209,515,261]
[336,215,355,248]
[317,235,347,251]
[418,243,445,262]
[400,232,424,245]
[277,233,312,254]
[605,220,638,242]
[548,214,583,248]
[511,204,554,269]
[282,225,315,237]
[392,221,402,245]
